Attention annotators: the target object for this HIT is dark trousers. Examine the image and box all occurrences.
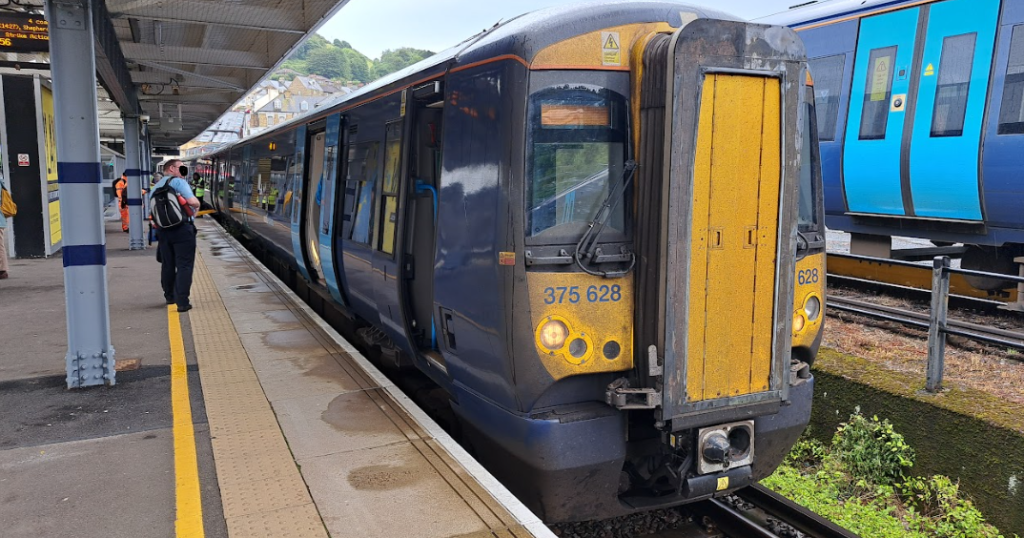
[158,222,197,308]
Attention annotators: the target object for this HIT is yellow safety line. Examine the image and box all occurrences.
[168,305,205,537]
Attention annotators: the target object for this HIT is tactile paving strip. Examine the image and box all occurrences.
[190,254,328,538]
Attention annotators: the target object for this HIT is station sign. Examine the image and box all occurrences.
[0,12,48,53]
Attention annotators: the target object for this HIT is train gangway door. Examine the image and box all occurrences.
[907,0,999,220]
[659,19,802,421]
[842,7,920,216]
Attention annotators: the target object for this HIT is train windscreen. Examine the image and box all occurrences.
[526,85,628,243]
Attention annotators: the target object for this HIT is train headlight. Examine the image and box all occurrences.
[792,312,806,333]
[539,319,569,350]
[804,295,821,321]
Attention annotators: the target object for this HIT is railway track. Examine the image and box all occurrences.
[826,252,1020,309]
[663,485,861,538]
[827,294,1024,355]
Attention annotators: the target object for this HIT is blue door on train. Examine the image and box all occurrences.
[841,0,1000,220]
[908,0,999,220]
[289,125,315,282]
[843,6,919,216]
[318,114,346,305]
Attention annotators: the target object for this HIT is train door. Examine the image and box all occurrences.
[370,119,407,339]
[339,125,384,322]
[402,84,444,358]
[304,128,327,284]
[907,0,999,220]
[843,7,920,216]
[317,113,347,304]
[288,126,315,282]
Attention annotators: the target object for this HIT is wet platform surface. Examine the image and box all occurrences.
[0,219,551,538]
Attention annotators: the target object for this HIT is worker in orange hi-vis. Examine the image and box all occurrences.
[114,173,129,232]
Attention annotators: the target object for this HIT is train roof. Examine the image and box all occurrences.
[205,1,737,156]
[755,0,917,28]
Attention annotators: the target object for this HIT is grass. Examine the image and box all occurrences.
[762,414,1012,538]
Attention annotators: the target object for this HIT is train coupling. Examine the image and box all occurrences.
[605,378,660,410]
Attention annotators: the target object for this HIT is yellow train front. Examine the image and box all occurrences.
[457,9,824,523]
[199,2,825,523]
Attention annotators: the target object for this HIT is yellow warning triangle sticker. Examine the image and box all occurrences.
[604,34,619,50]
[924,63,934,76]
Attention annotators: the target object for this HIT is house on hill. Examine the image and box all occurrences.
[252,94,329,131]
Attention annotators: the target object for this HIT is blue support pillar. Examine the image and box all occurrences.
[47,0,115,388]
[123,115,144,249]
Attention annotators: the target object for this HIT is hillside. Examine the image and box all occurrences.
[275,34,433,84]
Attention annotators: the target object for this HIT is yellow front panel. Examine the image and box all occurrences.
[687,74,781,402]
[527,273,633,381]
[793,252,825,351]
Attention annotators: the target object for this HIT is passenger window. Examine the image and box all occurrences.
[347,141,380,244]
[320,142,339,234]
[998,25,1024,135]
[859,46,896,140]
[379,121,402,255]
[808,54,846,141]
[931,33,976,137]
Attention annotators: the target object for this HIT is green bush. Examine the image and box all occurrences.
[762,413,1007,538]
[832,414,914,486]
[900,476,1002,538]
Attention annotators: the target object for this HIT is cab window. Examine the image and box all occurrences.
[799,86,824,237]
[527,85,627,243]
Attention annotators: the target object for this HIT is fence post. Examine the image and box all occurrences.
[926,256,951,392]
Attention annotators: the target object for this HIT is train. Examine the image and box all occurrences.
[761,0,1024,288]
[194,1,825,523]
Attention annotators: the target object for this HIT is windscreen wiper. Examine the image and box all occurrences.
[575,160,637,278]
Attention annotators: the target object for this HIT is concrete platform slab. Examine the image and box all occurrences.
[0,429,175,538]
[254,353,368,401]
[226,309,305,334]
[272,389,416,459]
[298,442,492,538]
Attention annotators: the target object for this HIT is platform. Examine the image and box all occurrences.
[0,219,552,538]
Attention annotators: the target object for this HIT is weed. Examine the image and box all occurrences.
[764,413,1005,538]
[832,413,914,486]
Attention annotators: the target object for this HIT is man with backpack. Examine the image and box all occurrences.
[151,159,200,312]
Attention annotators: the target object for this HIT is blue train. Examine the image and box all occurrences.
[198,2,824,522]
[762,0,1024,285]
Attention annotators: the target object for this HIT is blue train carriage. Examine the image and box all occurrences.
[202,2,824,522]
[761,0,1024,288]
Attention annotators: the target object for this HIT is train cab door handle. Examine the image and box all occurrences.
[439,307,457,351]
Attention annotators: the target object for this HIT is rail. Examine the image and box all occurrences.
[686,484,861,538]
[827,255,1024,392]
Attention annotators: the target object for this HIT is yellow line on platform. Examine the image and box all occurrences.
[168,305,205,538]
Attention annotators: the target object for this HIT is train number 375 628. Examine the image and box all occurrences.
[797,268,820,285]
[543,285,621,304]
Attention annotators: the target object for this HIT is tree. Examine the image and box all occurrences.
[305,46,350,80]
[372,47,433,80]
[333,39,352,49]
[294,33,329,60]
[342,48,370,82]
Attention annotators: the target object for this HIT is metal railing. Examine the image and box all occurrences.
[826,255,1024,393]
[925,256,1024,392]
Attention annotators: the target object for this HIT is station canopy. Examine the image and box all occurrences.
[0,0,349,151]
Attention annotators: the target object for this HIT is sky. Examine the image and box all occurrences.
[317,0,807,60]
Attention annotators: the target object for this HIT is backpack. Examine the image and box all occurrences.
[1,186,16,218]
[150,182,185,229]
